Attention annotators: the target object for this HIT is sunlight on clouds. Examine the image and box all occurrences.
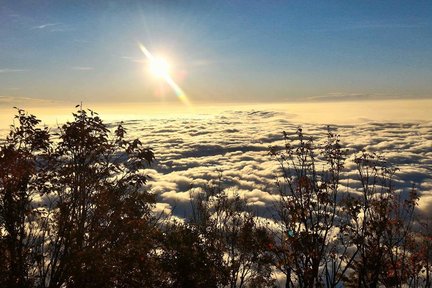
[119,103,430,219]
[0,100,430,220]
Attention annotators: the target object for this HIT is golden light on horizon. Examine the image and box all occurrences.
[139,43,190,105]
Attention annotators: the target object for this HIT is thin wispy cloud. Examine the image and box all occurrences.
[0,96,60,106]
[71,66,94,71]
[0,68,29,73]
[308,92,399,101]
[31,23,60,30]
[30,23,74,32]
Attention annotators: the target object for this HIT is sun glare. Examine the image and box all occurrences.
[149,57,170,78]
[139,42,190,105]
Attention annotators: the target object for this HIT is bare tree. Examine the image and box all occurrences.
[188,179,275,288]
[269,128,347,287]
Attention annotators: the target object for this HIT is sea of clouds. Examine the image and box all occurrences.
[1,103,430,221]
[115,109,432,220]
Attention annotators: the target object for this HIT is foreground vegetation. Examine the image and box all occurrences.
[1,108,431,287]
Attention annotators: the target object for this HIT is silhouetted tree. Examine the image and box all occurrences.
[343,151,419,287]
[270,128,424,287]
[189,180,275,288]
[269,128,347,287]
[1,107,158,288]
[409,221,432,287]
[0,108,51,288]
[160,221,228,287]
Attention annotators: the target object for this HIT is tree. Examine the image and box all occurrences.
[269,128,347,287]
[343,151,419,287]
[0,108,51,288]
[188,180,275,288]
[0,107,158,288]
[160,221,228,287]
[270,128,423,287]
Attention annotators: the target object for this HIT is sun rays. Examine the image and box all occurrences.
[139,43,190,105]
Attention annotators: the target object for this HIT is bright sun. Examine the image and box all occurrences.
[139,42,190,105]
[149,57,170,78]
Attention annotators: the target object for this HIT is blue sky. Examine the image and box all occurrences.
[1,0,431,104]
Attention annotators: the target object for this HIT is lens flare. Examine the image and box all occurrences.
[139,43,190,105]
[149,57,170,78]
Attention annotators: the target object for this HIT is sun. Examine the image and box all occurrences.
[139,42,190,105]
[149,57,170,78]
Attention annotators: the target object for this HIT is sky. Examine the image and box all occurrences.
[1,0,432,106]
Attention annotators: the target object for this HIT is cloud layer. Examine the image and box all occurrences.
[115,109,432,218]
